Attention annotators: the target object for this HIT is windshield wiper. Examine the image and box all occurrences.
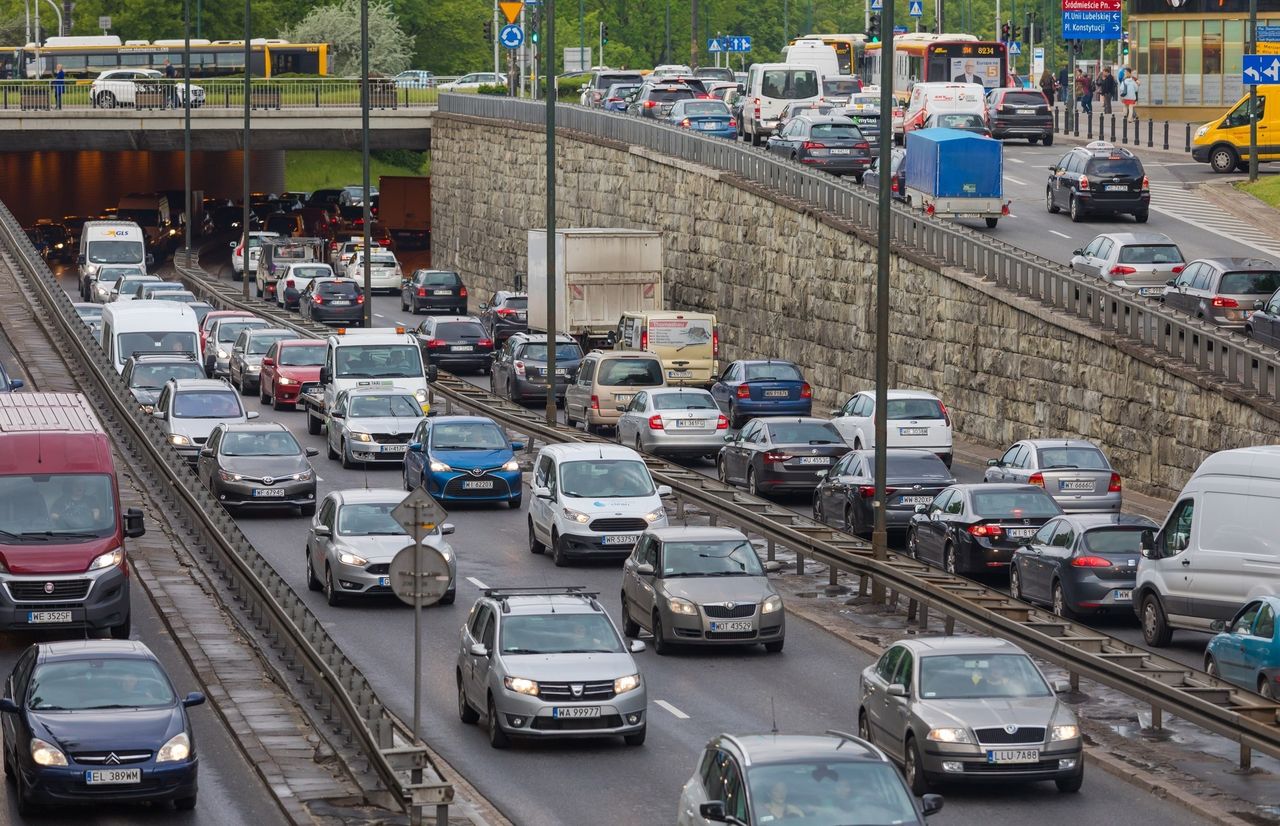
[34,531,100,539]
[501,648,545,655]
[80,704,145,710]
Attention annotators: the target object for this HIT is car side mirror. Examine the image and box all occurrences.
[656,485,672,497]
[886,683,907,697]
[305,447,320,457]
[1071,248,1083,256]
[1052,679,1072,694]
[123,507,146,538]
[78,254,87,264]
[828,408,841,417]
[532,485,553,499]
[1139,529,1155,557]
[199,447,214,457]
[146,254,155,267]
[816,469,828,478]
[331,410,344,419]
[723,434,735,442]
[0,698,19,714]
[246,411,260,420]
[9,379,23,390]
[914,504,929,514]
[699,802,731,823]
[1048,165,1057,172]
[986,458,1001,467]
[1166,279,1176,286]
[510,440,525,451]
[313,525,332,537]
[319,366,331,384]
[764,560,782,573]
[636,563,655,576]
[151,410,165,419]
[469,643,489,658]
[629,639,646,653]
[615,402,628,411]
[408,441,423,453]
[1255,300,1265,311]
[921,793,944,817]
[182,691,206,708]
[261,356,275,367]
[441,522,455,535]
[1210,619,1228,633]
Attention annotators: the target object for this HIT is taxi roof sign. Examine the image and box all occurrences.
[500,1,524,24]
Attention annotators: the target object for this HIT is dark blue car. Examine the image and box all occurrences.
[603,82,641,112]
[1,640,205,815]
[710,359,813,428]
[1206,595,1280,700]
[403,415,524,508]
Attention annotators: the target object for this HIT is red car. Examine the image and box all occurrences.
[199,310,254,357]
[258,339,327,409]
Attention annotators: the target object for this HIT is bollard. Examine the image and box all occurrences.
[1070,671,1080,692]
[1239,743,1253,773]
[315,88,320,108]
[1163,120,1169,150]
[1086,113,1092,139]
[1054,107,1059,133]
[829,566,839,587]
[858,574,868,596]
[1147,118,1153,148]
[1185,122,1191,152]
[1110,113,1116,142]
[1073,109,1080,137]
[1098,111,1105,141]
[795,552,805,575]
[1122,116,1128,145]
[907,598,918,621]
[918,603,930,630]
[943,616,955,635]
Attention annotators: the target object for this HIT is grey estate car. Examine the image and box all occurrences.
[858,637,1082,795]
[457,587,647,748]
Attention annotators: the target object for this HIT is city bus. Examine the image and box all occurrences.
[787,33,868,76]
[863,34,1009,101]
[1,36,330,79]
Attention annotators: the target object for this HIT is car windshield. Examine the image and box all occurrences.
[885,398,945,420]
[886,453,952,478]
[849,95,880,107]
[172,390,242,419]
[744,362,803,381]
[560,459,654,498]
[418,271,461,287]
[680,101,730,116]
[652,392,718,410]
[247,333,291,355]
[318,280,360,297]
[598,359,664,386]
[217,321,268,344]
[129,362,204,388]
[516,343,582,361]
[762,68,819,99]
[936,113,985,128]
[220,431,301,456]
[970,490,1061,518]
[1003,91,1046,106]
[97,267,142,283]
[744,761,918,826]
[1118,244,1183,264]
[1035,446,1110,470]
[154,292,197,304]
[291,266,331,280]
[431,421,508,450]
[141,283,184,296]
[433,321,486,340]
[0,473,116,539]
[810,122,863,139]
[919,653,1051,699]
[349,394,421,417]
[118,277,157,293]
[661,539,763,577]
[334,345,423,378]
[337,502,408,536]
[500,296,528,309]
[118,331,198,359]
[1220,270,1280,295]
[824,78,862,95]
[28,659,175,711]
[648,88,693,102]
[1081,527,1146,554]
[87,239,145,264]
[766,422,843,444]
[278,344,327,366]
[499,613,624,655]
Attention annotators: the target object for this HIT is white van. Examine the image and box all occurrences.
[742,63,822,145]
[782,40,840,80]
[899,82,987,138]
[78,220,148,299]
[1135,446,1280,647]
[100,301,200,373]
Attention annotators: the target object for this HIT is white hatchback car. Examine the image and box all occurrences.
[528,443,672,566]
[91,68,205,108]
[344,250,402,294]
[829,389,954,468]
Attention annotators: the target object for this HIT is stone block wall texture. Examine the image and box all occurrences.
[431,113,1280,500]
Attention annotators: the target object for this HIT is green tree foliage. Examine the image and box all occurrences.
[281,0,412,75]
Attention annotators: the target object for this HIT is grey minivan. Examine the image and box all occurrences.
[1161,257,1280,329]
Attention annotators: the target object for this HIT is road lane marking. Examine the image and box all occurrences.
[374,313,387,319]
[1006,176,1027,186]
[1009,157,1025,164]
[655,700,690,719]
[1050,230,1072,239]
[466,576,489,590]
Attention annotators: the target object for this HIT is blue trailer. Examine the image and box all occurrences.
[903,128,1008,228]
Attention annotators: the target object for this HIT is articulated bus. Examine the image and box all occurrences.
[863,34,1010,101]
[787,33,869,76]
[0,36,329,79]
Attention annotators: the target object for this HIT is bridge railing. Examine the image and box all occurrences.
[440,93,1280,406]
[0,77,450,111]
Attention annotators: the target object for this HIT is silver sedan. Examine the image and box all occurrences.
[984,438,1122,513]
[615,387,727,460]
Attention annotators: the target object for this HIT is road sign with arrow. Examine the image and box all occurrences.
[1244,54,1280,85]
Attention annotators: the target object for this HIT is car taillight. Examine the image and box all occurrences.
[235,244,243,256]
[1212,296,1239,308]
[426,338,446,348]
[378,238,391,247]
[459,286,468,298]
[712,326,719,357]
[1071,555,1113,568]
[800,383,812,399]
[1079,174,1090,190]
[607,97,620,102]
[891,179,899,193]
[496,307,516,316]
[356,294,365,304]
[1142,175,1150,190]
[1002,202,1010,216]
[716,414,729,430]
[640,330,648,351]
[1108,472,1122,493]
[417,287,427,296]
[763,451,788,464]
[1109,265,1137,275]
[648,415,665,430]
[313,294,323,304]
[1028,472,1044,487]
[858,485,877,498]
[802,141,827,150]
[1171,265,1184,274]
[590,394,600,410]
[285,279,295,288]
[696,93,711,99]
[855,142,870,150]
[736,385,751,399]
[644,100,659,108]
[728,118,737,127]
[967,523,1004,538]
[680,118,691,128]
[925,203,936,215]
[478,338,493,348]
[939,402,951,427]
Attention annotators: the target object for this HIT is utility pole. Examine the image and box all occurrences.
[241,0,250,301]
[361,0,373,327]
[544,0,558,427]
[872,0,895,601]
[493,0,501,79]
[691,0,699,67]
[1250,0,1259,182]
[184,0,192,264]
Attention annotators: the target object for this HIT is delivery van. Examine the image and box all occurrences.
[101,301,201,373]
[742,63,822,145]
[78,220,149,300]
[1134,445,1280,647]
[0,392,145,637]
[899,82,987,138]
[1191,86,1280,174]
[613,310,718,386]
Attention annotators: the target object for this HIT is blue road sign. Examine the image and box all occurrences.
[1061,10,1122,40]
[1008,41,1022,55]
[908,0,923,16]
[725,35,752,52]
[1244,54,1280,85]
[893,24,907,33]
[707,37,725,52]
[499,24,524,49]
[871,0,883,9]
[1259,25,1280,42]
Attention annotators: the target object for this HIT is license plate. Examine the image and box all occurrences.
[1138,287,1162,296]
[378,576,390,587]
[85,769,142,785]
[603,533,640,546]
[253,487,287,497]
[764,390,789,398]
[987,749,1040,764]
[899,495,933,505]
[1059,480,1094,491]
[698,122,716,129]
[331,300,351,306]
[668,369,692,378]
[516,312,528,321]
[554,368,567,375]
[433,289,452,295]
[1104,184,1128,191]
[1018,108,1036,114]
[899,427,928,436]
[1007,527,1037,539]
[830,148,851,155]
[797,456,831,465]
[381,444,407,453]
[675,419,706,428]
[710,620,753,632]
[452,345,474,352]
[28,610,72,624]
[1112,589,1132,601]
[462,479,494,489]
[614,394,634,405]
[552,706,601,719]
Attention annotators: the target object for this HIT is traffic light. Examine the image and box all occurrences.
[1001,23,1011,42]
[1023,25,1031,42]
[483,21,493,42]
[1122,35,1130,56]
[868,12,880,42]
[601,23,608,44]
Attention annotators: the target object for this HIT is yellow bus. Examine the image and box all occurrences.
[788,33,868,76]
[863,34,1010,101]
[2,36,330,79]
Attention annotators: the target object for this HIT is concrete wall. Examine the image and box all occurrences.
[431,112,1280,499]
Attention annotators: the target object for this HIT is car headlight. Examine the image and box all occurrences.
[614,674,641,694]
[218,470,243,482]
[248,364,261,373]
[927,727,973,744]
[156,731,192,763]
[291,470,313,482]
[761,595,783,614]
[337,551,369,566]
[278,376,298,386]
[502,459,520,472]
[642,506,665,524]
[169,434,191,446]
[429,459,452,472]
[563,507,591,524]
[350,432,374,443]
[1050,724,1079,741]
[216,348,228,360]
[414,388,428,402]
[1195,124,1208,139]
[668,597,699,616]
[88,548,125,571]
[504,676,539,696]
[31,738,68,766]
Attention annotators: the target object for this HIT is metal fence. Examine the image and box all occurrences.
[0,78,447,111]
[440,94,1280,406]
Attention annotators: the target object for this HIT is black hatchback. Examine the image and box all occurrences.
[1046,142,1149,223]
[414,315,493,374]
[478,290,529,343]
[300,277,365,326]
[401,269,468,315]
[986,87,1054,144]
[766,115,873,181]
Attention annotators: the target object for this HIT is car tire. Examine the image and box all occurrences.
[528,518,545,554]
[238,374,251,396]
[1055,766,1084,793]
[764,639,784,653]
[747,467,762,498]
[487,696,510,749]
[1134,210,1150,223]
[174,795,198,811]
[1029,136,1040,144]
[400,295,408,312]
[906,528,919,559]
[653,613,671,655]
[717,457,730,485]
[985,217,999,228]
[109,613,131,640]
[307,413,321,436]
[845,504,859,536]
[508,493,522,510]
[1204,655,1219,678]
[552,531,569,567]
[439,587,455,605]
[14,768,36,816]
[904,737,931,795]
[858,710,873,744]
[1043,133,1054,146]
[1141,593,1174,647]
[813,497,825,525]
[944,543,958,574]
[457,673,479,724]
[1010,564,1024,601]
[324,566,344,607]
[1052,581,1075,619]
[300,503,316,517]
[341,441,360,470]
[1261,677,1275,700]
[1209,144,1239,174]
[260,382,271,405]
[305,549,321,591]
[327,439,338,461]
[1069,194,1084,222]
[621,595,641,637]
[623,726,647,746]
[1046,187,1060,214]
[96,91,117,109]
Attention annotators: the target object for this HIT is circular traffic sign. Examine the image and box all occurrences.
[389,544,451,607]
[500,24,525,49]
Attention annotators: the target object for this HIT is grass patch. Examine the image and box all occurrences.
[1237,175,1280,209]
[285,150,429,192]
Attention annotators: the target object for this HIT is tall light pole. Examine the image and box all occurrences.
[1249,0,1259,182]
[361,0,373,327]
[544,0,557,427]
[241,0,251,300]
[184,0,193,263]
[872,0,895,600]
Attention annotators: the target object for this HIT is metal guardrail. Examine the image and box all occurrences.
[0,78,442,111]
[175,260,1280,772]
[0,219,452,823]
[440,94,1280,408]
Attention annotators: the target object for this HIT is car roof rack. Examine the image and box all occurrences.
[130,350,197,360]
[483,586,602,613]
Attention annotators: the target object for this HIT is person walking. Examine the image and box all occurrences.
[1099,67,1117,114]
[1120,69,1139,122]
[1039,68,1057,106]
[163,58,177,108]
[52,64,65,110]
[1075,68,1093,115]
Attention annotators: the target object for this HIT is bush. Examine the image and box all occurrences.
[556,77,585,100]
[477,83,509,95]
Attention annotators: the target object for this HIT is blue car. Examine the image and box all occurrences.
[1,640,205,815]
[710,359,813,428]
[1205,595,1280,700]
[0,360,22,391]
[602,82,641,112]
[667,98,737,139]
[403,415,524,508]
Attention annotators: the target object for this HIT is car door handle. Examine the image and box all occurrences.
[1181,558,1191,566]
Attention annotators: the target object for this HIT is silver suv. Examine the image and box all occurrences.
[456,587,648,749]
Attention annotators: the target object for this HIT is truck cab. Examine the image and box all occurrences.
[306,327,431,435]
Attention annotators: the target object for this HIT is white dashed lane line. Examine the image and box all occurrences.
[1050,230,1072,239]
[466,576,489,590]
[655,700,690,719]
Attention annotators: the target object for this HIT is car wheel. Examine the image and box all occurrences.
[1029,136,1040,144]
[324,566,343,607]
[341,440,359,469]
[1055,765,1084,793]
[96,91,117,109]
[1010,564,1024,600]
[1046,187,1060,214]
[508,493,522,510]
[305,548,321,591]
[717,457,730,484]
[487,696,510,749]
[813,497,825,525]
[307,412,322,435]
[1209,144,1239,174]
[845,504,858,535]
[634,436,644,455]
[764,638,784,653]
[906,528,919,559]
[1069,194,1084,222]
[1141,593,1173,647]
[174,794,198,811]
[623,726,647,746]
[327,438,338,461]
[1052,582,1076,619]
[457,673,480,723]
[652,613,671,655]
[747,467,761,498]
[260,382,271,405]
[1204,655,1218,678]
[1134,210,1150,224]
[621,595,641,637]
[552,531,569,567]
[944,543,958,574]
[904,737,931,795]
[300,503,316,518]
[528,518,545,554]
[400,294,408,312]
[1260,677,1275,700]
[238,374,252,396]
[14,767,36,816]
[1043,133,1054,146]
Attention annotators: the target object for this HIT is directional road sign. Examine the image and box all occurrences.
[1061,10,1122,40]
[725,35,752,52]
[389,544,452,607]
[1061,0,1121,9]
[392,486,449,537]
[1258,25,1280,41]
[871,0,883,9]
[1008,41,1022,55]
[1244,54,1280,85]
[909,0,924,16]
[708,37,725,52]
[499,1,524,24]
[893,24,907,33]
[499,23,524,49]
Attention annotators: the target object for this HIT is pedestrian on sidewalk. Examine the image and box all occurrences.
[1039,69,1057,106]
[163,58,177,108]
[1099,67,1116,114]
[1120,70,1139,122]
[1075,68,1093,115]
[52,64,65,110]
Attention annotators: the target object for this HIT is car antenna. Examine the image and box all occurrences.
[770,696,778,734]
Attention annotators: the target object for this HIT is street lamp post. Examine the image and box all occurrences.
[184,0,193,263]
[872,0,896,601]
[361,0,373,327]
[241,0,251,300]
[544,0,557,427]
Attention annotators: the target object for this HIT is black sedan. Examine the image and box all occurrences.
[1,640,206,815]
[717,417,850,498]
[812,449,955,538]
[414,315,493,375]
[907,483,1063,575]
[300,277,365,326]
[1010,512,1156,618]
[401,269,468,315]
[766,115,873,180]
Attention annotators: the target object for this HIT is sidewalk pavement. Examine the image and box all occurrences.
[1049,103,1199,159]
